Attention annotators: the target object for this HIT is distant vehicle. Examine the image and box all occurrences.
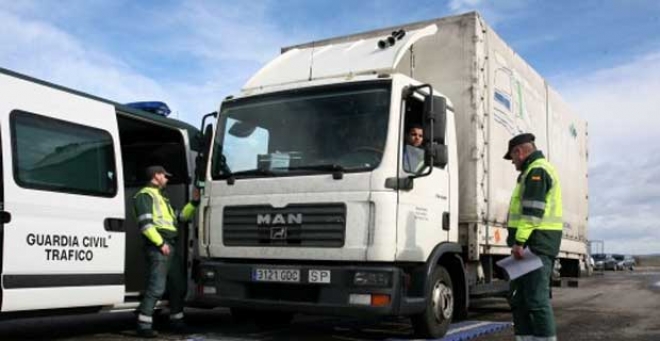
[593,254,618,271]
[613,254,636,271]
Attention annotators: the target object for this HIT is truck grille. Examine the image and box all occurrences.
[222,204,346,247]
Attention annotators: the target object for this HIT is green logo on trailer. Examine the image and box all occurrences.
[569,124,578,139]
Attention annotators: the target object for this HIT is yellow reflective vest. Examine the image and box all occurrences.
[507,155,563,257]
[134,186,197,246]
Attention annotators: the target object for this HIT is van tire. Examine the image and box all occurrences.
[412,266,454,338]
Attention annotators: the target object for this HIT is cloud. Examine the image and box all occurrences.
[447,0,531,25]
[557,51,660,254]
[0,9,170,108]
[448,0,484,12]
[166,2,288,63]
[560,52,660,158]
[141,1,310,120]
[0,2,307,124]
[0,1,544,123]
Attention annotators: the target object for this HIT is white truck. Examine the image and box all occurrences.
[194,12,589,338]
[0,67,204,318]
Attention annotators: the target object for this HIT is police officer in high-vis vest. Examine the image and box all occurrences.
[134,165,199,338]
[504,133,562,341]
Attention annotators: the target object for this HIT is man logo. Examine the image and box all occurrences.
[257,213,301,241]
[270,226,288,240]
[257,213,303,225]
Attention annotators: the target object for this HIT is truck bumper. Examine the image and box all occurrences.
[191,260,426,316]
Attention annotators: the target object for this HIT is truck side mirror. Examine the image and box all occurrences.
[432,144,448,168]
[202,124,214,151]
[194,123,214,187]
[432,96,447,144]
[194,111,218,188]
[423,144,448,169]
[423,96,447,144]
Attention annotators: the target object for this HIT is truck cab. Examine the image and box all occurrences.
[195,24,468,337]
[195,13,589,338]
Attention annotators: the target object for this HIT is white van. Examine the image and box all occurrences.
[0,67,201,317]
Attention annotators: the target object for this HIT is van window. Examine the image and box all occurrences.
[10,110,117,197]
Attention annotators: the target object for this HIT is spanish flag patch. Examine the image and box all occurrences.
[531,175,541,181]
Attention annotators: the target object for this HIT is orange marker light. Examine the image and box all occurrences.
[371,294,391,306]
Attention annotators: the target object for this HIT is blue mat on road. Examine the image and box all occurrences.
[387,320,512,341]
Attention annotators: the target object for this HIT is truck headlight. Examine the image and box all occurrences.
[353,271,392,287]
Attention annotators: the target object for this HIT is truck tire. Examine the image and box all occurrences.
[411,266,454,338]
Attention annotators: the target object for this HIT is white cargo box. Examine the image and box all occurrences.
[282,12,588,260]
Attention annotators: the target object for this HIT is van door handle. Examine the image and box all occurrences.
[104,218,125,232]
[0,211,11,224]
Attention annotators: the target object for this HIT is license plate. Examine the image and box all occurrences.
[252,268,300,283]
[308,269,331,283]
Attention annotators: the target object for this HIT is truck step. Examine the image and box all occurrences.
[469,281,510,297]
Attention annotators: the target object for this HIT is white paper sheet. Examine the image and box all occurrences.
[496,248,543,280]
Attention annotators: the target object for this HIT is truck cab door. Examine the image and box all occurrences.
[395,92,451,261]
[0,71,125,312]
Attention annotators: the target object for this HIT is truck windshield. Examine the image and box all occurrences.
[211,81,391,180]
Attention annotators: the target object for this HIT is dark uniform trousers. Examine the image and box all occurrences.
[509,254,556,337]
[138,236,186,319]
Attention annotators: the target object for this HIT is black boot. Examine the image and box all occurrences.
[170,318,193,334]
[136,323,158,338]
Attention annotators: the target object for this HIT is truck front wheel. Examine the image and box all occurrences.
[412,266,454,338]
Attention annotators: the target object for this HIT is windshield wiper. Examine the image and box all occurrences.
[229,169,276,177]
[224,169,276,184]
[286,164,345,180]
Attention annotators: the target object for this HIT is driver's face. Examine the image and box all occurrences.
[407,128,423,147]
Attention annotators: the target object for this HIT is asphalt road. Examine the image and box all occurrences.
[471,267,660,341]
[1,268,658,340]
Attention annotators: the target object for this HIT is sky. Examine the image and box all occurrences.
[1,0,659,254]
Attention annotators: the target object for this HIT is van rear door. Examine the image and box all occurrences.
[0,71,125,312]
